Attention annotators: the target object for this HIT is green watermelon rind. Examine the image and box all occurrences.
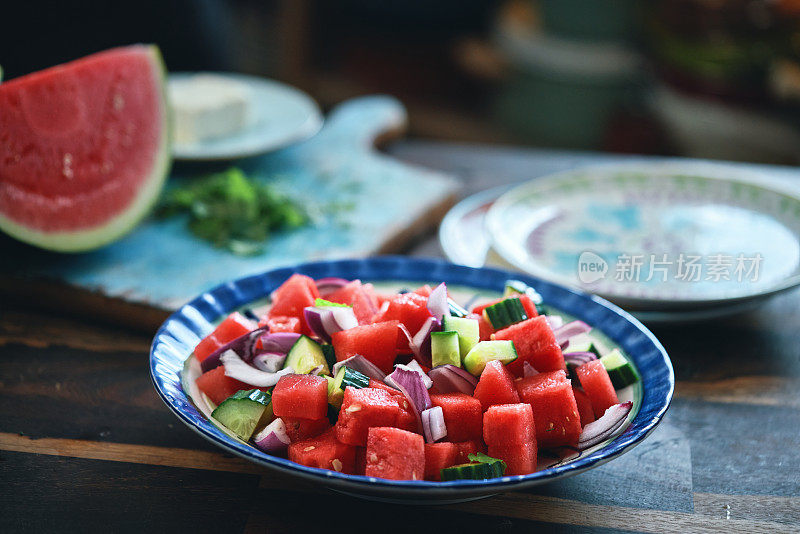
[0,46,172,253]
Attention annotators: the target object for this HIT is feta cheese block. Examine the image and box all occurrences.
[168,74,249,144]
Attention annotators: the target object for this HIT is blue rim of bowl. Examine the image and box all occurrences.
[150,256,674,495]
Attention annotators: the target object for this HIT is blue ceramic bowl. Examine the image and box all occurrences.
[150,257,673,503]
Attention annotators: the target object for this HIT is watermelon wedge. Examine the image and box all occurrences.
[0,45,170,251]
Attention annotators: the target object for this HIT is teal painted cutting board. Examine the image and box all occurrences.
[1,96,458,329]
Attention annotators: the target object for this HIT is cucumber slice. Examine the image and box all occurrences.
[482,298,528,330]
[431,331,461,367]
[440,457,506,480]
[340,366,370,390]
[463,340,517,376]
[447,298,469,318]
[567,340,600,356]
[325,375,344,409]
[283,335,330,375]
[315,298,351,308]
[600,349,640,389]
[503,279,546,314]
[321,343,337,370]
[211,389,271,441]
[326,366,370,408]
[442,316,480,358]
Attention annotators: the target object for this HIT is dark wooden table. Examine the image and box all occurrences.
[2,142,799,533]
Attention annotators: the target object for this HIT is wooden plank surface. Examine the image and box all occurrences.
[2,142,799,533]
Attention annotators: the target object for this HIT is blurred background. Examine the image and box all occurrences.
[4,0,800,163]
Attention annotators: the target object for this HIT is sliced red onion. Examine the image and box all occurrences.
[578,401,633,450]
[427,282,450,321]
[429,364,478,395]
[553,320,592,346]
[314,277,350,297]
[254,418,291,452]
[564,351,598,366]
[303,306,358,342]
[252,352,287,373]
[303,305,358,343]
[200,326,270,373]
[308,364,325,376]
[545,315,565,330]
[385,366,431,412]
[221,349,294,387]
[409,316,441,365]
[523,361,539,377]
[257,332,301,354]
[400,360,433,389]
[421,406,447,443]
[332,355,386,380]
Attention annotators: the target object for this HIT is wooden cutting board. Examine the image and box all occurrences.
[0,96,459,330]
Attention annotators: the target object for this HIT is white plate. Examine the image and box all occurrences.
[169,72,322,161]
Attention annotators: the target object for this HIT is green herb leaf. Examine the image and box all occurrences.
[156,167,308,256]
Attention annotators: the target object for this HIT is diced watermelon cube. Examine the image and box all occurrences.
[493,315,565,374]
[195,366,253,406]
[194,312,253,362]
[424,442,459,481]
[375,292,432,338]
[365,427,425,480]
[282,416,331,442]
[269,274,319,335]
[258,315,301,334]
[326,280,380,324]
[483,403,535,447]
[367,380,418,433]
[488,441,537,476]
[575,360,619,418]
[272,374,328,420]
[413,284,433,297]
[482,403,538,475]
[572,386,595,426]
[452,440,486,464]
[516,370,581,448]
[331,320,400,374]
[354,446,367,475]
[473,360,521,411]
[335,387,404,446]
[288,428,356,474]
[430,393,483,442]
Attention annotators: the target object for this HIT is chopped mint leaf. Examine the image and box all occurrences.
[156,167,308,256]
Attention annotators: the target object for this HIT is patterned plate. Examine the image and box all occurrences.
[486,163,800,311]
[150,257,673,503]
[170,73,323,161]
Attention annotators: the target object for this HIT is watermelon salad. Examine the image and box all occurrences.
[183,275,640,481]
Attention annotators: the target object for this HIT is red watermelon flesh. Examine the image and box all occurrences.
[488,441,537,476]
[326,280,380,324]
[269,274,319,325]
[288,428,356,474]
[493,316,565,375]
[271,374,328,420]
[572,386,596,426]
[0,45,170,251]
[365,427,425,480]
[331,320,400,374]
[195,366,251,406]
[483,404,537,474]
[473,360,521,411]
[334,387,405,446]
[452,440,486,464]
[575,360,619,418]
[424,442,459,481]
[429,393,483,443]
[375,292,432,338]
[516,370,582,449]
[282,416,331,443]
